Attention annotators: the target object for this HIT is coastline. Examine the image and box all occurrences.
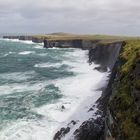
[1,35,140,140]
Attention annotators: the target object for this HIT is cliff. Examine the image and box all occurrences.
[86,40,140,140]
[53,41,124,140]
[3,33,128,47]
[2,35,44,43]
[88,40,140,140]
[53,40,140,140]
[106,40,140,140]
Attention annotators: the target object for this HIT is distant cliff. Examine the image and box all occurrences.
[3,35,44,43]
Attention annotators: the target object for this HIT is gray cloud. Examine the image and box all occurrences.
[0,0,140,35]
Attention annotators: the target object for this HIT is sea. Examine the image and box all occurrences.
[0,38,109,140]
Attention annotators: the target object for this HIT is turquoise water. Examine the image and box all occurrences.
[0,39,109,140]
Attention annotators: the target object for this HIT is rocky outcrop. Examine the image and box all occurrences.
[3,36,19,39]
[44,39,83,48]
[73,117,105,140]
[44,39,101,49]
[32,37,44,43]
[18,36,32,40]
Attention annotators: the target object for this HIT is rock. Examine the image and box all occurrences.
[69,120,77,125]
[32,37,43,43]
[88,42,123,70]
[61,105,65,110]
[53,127,70,140]
[94,66,108,72]
[19,36,32,40]
[3,36,19,39]
[73,117,105,140]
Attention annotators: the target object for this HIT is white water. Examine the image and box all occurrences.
[1,39,35,44]
[0,40,110,140]
[19,51,35,55]
[34,63,63,68]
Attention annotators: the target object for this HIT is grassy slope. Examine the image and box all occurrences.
[110,39,140,140]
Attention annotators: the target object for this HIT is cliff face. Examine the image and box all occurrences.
[44,39,83,48]
[89,40,140,140]
[18,36,32,40]
[43,39,100,49]
[106,40,140,140]
[53,42,124,140]
[88,42,125,70]
[54,40,140,140]
[32,37,44,43]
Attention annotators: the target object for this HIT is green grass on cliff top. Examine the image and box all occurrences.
[33,32,140,43]
[121,40,140,74]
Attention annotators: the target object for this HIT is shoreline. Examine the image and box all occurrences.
[1,36,140,139]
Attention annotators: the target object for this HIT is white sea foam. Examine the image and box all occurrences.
[2,39,35,44]
[1,53,8,57]
[0,38,19,42]
[0,119,59,140]
[37,53,48,56]
[34,62,63,68]
[0,81,48,95]
[34,45,43,49]
[0,71,35,81]
[18,51,35,55]
[18,40,34,44]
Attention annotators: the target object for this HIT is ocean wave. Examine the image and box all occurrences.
[0,46,110,140]
[0,81,48,95]
[34,63,63,68]
[0,71,35,81]
[0,52,15,58]
[18,51,35,55]
[34,45,44,49]
[1,38,37,45]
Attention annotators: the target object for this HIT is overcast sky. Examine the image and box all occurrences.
[0,0,140,35]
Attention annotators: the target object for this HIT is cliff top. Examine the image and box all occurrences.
[3,33,140,44]
[33,33,140,43]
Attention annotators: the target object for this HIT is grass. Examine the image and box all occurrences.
[110,39,140,140]
[120,40,140,74]
[32,33,140,43]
